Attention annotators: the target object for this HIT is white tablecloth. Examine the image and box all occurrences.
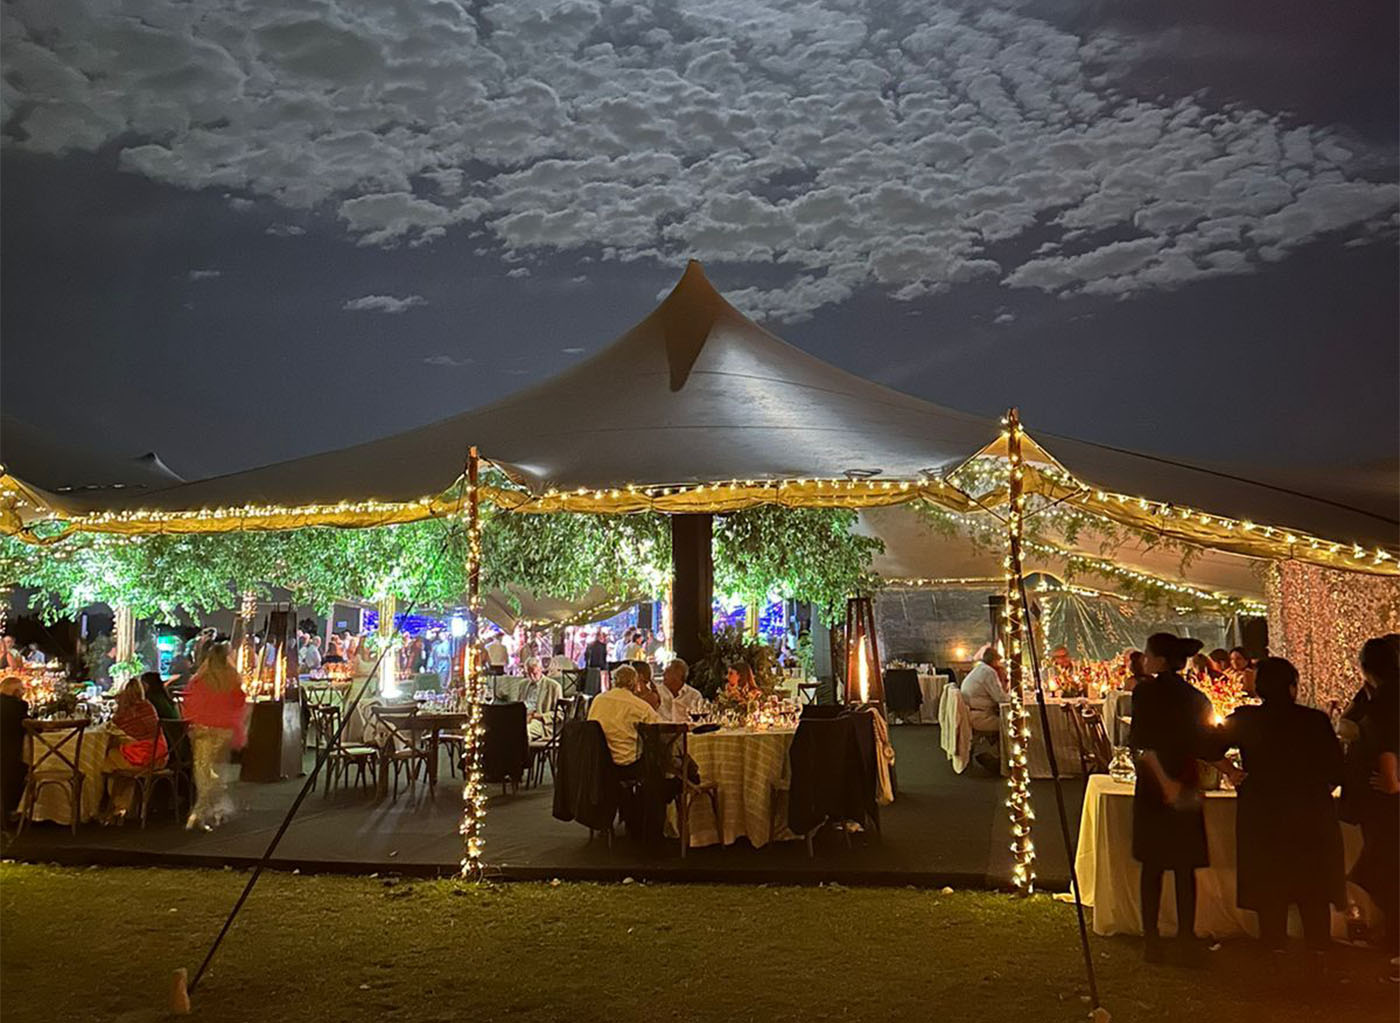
[917,675,947,725]
[683,728,796,848]
[21,725,115,825]
[1000,699,1099,778]
[1074,775,1373,938]
[938,685,971,774]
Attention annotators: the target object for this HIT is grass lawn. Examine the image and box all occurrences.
[0,864,1393,1023]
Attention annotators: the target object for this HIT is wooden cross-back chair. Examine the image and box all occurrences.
[18,719,88,836]
[637,723,720,858]
[372,707,431,801]
[1064,703,1113,775]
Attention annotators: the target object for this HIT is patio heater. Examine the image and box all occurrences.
[842,596,884,708]
[240,604,305,783]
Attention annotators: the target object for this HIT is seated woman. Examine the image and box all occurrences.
[104,678,169,821]
[725,662,760,700]
[141,671,179,721]
[1214,657,1344,954]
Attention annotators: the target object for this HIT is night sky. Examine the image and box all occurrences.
[2,0,1396,487]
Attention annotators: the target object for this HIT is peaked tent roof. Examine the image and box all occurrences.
[36,261,1000,514]
[2,262,1394,572]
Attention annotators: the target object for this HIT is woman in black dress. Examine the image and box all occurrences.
[1345,635,1399,960]
[1214,657,1344,952]
[1130,632,1215,963]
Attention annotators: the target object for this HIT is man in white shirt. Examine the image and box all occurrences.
[960,645,1008,773]
[298,635,323,673]
[655,658,704,724]
[586,664,660,768]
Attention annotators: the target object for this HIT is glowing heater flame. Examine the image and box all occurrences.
[857,635,870,704]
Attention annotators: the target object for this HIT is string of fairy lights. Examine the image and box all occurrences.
[1002,412,1036,896]
[1018,539,1269,616]
[3,461,1393,577]
[459,450,488,881]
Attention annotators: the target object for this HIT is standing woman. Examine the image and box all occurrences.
[1214,658,1344,953]
[181,643,248,831]
[1130,633,1215,963]
[352,635,380,693]
[1346,635,1399,963]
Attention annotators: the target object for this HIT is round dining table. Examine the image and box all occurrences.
[682,727,797,849]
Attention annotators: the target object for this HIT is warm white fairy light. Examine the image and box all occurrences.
[1002,411,1036,896]
[4,458,1391,577]
[460,448,488,881]
[1021,539,1268,615]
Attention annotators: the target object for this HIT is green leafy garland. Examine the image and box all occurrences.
[911,456,1242,615]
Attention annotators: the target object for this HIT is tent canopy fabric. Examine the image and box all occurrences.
[1,262,1394,574]
[858,505,1267,603]
[19,261,1000,513]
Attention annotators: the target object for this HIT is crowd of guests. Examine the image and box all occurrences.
[0,633,253,833]
[1129,632,1397,971]
[954,631,1398,969]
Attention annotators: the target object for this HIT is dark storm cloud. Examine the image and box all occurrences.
[0,0,1396,480]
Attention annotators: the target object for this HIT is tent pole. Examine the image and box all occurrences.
[460,446,488,880]
[1007,408,1104,1016]
[1002,409,1035,896]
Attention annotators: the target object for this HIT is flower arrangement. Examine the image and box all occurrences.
[1187,668,1251,723]
[1044,659,1116,698]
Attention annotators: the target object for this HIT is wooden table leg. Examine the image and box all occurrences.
[427,727,441,793]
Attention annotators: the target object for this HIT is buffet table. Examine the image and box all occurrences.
[1074,775,1374,938]
[683,728,796,849]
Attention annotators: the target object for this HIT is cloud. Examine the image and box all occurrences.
[187,269,221,281]
[342,294,426,314]
[423,354,470,367]
[3,1,1394,317]
[266,223,305,237]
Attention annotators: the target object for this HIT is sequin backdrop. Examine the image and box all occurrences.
[1266,561,1400,708]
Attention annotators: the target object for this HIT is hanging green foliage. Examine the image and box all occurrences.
[1,502,884,627]
[713,506,883,624]
[481,509,670,603]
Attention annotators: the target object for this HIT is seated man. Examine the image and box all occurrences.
[960,645,1008,774]
[656,658,704,724]
[519,657,562,741]
[586,664,659,776]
